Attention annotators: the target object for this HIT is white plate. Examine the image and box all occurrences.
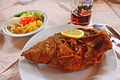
[19,24,117,80]
[2,10,48,37]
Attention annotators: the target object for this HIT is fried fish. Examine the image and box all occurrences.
[21,28,112,72]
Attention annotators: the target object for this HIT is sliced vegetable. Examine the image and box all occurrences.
[20,17,36,26]
[25,21,37,32]
[7,11,44,34]
[37,20,43,27]
[34,12,43,20]
[29,17,36,22]
[14,13,21,17]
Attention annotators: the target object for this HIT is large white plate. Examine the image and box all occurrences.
[19,24,117,80]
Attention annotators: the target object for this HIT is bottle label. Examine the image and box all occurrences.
[78,0,93,16]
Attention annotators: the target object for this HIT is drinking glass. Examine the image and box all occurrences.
[71,0,93,26]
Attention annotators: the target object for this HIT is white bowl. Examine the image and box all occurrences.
[2,10,48,37]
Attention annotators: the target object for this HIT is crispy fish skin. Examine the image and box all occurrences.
[22,37,57,63]
[21,28,112,72]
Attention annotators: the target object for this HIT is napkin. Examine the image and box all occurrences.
[111,37,120,54]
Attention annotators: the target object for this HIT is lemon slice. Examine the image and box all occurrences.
[61,29,84,39]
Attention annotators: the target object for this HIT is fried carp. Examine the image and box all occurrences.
[21,28,112,72]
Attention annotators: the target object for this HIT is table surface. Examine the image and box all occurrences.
[0,0,120,80]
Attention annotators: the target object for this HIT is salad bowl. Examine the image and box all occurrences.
[2,10,47,37]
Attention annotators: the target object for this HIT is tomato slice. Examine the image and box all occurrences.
[20,17,28,26]
[20,17,36,26]
[30,17,36,22]
[21,21,27,26]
